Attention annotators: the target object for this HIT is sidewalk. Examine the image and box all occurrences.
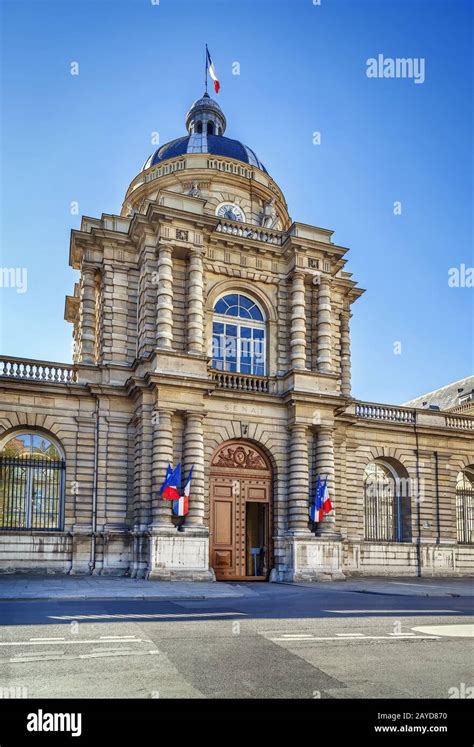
[0,574,471,601]
[0,575,254,602]
[292,576,474,598]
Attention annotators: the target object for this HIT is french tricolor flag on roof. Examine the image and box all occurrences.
[206,45,220,94]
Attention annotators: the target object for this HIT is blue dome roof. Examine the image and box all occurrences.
[142,134,268,174]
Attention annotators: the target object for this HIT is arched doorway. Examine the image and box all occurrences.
[210,440,273,581]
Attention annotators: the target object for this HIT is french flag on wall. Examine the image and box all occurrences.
[310,475,333,522]
[206,45,220,93]
[173,466,193,517]
[160,463,181,501]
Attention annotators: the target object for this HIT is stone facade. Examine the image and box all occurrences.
[0,95,472,580]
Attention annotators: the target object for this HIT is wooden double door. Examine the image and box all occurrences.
[210,441,272,581]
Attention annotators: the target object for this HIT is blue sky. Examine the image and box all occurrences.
[0,0,472,403]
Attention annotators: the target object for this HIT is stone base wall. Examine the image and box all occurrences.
[0,532,73,574]
[272,536,345,582]
[344,541,474,577]
[0,531,472,579]
[147,532,215,581]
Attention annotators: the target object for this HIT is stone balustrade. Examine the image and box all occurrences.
[216,219,283,245]
[0,357,78,383]
[355,403,416,423]
[447,401,474,415]
[210,371,270,393]
[445,415,474,430]
[355,401,474,430]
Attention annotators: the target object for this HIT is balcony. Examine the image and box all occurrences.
[0,356,78,384]
[215,219,284,246]
[210,371,271,393]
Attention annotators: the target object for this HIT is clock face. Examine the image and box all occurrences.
[216,203,246,222]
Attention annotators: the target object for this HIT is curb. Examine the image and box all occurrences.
[0,593,246,603]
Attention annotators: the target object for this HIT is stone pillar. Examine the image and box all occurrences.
[156,244,173,349]
[315,426,339,537]
[80,265,96,364]
[317,278,332,373]
[187,250,205,355]
[288,424,311,535]
[290,271,307,369]
[340,309,351,396]
[151,408,175,531]
[182,412,206,531]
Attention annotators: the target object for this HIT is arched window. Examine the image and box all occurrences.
[196,122,203,134]
[364,460,411,542]
[212,293,266,376]
[207,122,214,135]
[456,467,473,544]
[0,432,65,530]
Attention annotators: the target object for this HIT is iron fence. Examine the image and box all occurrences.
[456,487,473,544]
[0,456,65,530]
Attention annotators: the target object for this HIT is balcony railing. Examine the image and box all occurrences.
[355,401,474,430]
[447,400,474,415]
[210,371,270,393]
[0,356,78,384]
[445,415,474,430]
[216,219,284,246]
[355,403,416,423]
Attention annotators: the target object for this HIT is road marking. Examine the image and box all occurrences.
[29,637,65,641]
[411,624,474,638]
[325,609,454,614]
[280,634,315,639]
[99,635,138,640]
[269,634,440,642]
[336,633,365,637]
[0,638,145,647]
[48,611,246,621]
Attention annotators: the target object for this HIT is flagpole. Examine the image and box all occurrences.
[204,44,208,94]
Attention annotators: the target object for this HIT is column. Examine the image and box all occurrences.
[288,424,311,534]
[290,271,306,369]
[156,244,173,349]
[80,265,96,364]
[315,426,339,537]
[187,250,205,355]
[340,309,352,396]
[182,412,205,529]
[151,408,175,530]
[317,278,332,373]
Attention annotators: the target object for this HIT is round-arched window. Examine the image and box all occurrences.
[212,293,266,376]
[364,460,411,542]
[456,467,473,544]
[0,432,65,530]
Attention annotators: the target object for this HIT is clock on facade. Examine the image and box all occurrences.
[216,203,246,222]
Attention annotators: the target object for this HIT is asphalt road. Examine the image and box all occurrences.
[0,583,472,699]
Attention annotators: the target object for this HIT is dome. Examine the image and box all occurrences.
[141,92,268,174]
[142,134,268,173]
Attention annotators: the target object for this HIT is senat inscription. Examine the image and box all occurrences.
[223,403,264,416]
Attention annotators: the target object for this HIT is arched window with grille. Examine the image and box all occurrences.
[211,293,266,376]
[0,431,65,530]
[364,460,411,542]
[456,467,473,544]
